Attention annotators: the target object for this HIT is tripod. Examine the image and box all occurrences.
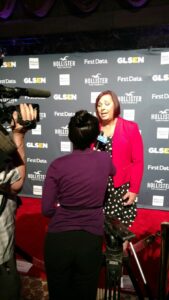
[103,216,154,300]
[104,239,123,300]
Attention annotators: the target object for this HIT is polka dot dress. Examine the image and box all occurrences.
[104,137,137,227]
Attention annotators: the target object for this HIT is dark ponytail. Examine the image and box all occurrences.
[68,110,99,150]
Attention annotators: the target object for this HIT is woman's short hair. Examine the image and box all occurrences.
[68,110,99,150]
[95,90,121,119]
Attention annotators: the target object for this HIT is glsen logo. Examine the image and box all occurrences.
[1,61,16,68]
[152,93,169,100]
[53,94,77,101]
[119,91,142,104]
[117,57,144,64]
[0,79,16,84]
[26,142,48,148]
[84,58,108,65]
[27,157,47,164]
[151,109,169,122]
[28,170,46,182]
[24,77,46,84]
[148,147,169,154]
[84,73,108,86]
[148,165,169,171]
[53,56,75,69]
[152,74,169,81]
[54,111,75,117]
[55,126,68,137]
[147,179,169,191]
[117,76,142,82]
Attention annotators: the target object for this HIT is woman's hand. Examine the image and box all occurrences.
[122,191,137,206]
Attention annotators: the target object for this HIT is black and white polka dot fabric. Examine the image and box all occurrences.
[103,137,137,227]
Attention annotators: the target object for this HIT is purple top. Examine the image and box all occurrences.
[42,148,116,235]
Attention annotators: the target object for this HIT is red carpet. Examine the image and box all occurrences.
[16,197,169,298]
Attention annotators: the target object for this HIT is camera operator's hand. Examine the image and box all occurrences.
[11,103,37,133]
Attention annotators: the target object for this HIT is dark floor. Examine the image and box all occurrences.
[97,289,145,300]
[21,275,148,300]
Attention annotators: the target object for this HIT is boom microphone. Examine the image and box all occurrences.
[0,85,51,98]
[95,131,107,150]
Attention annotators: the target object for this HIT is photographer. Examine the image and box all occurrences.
[0,103,37,300]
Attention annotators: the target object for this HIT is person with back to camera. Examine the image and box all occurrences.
[95,90,144,228]
[42,110,116,300]
[0,104,37,300]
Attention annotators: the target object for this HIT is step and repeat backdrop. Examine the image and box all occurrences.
[0,49,169,210]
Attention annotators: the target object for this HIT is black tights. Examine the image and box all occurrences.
[0,257,21,300]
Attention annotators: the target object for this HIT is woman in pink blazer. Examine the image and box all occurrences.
[95,90,144,227]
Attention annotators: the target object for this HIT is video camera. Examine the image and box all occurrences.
[0,50,51,167]
[0,99,39,171]
[0,101,40,127]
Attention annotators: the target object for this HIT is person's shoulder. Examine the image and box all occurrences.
[49,153,71,167]
[94,150,111,160]
[95,151,113,169]
[119,117,139,129]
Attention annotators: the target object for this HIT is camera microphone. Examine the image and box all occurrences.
[95,131,107,151]
[0,85,51,98]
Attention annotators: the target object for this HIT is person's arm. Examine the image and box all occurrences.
[123,123,144,205]
[9,103,37,194]
[42,162,59,217]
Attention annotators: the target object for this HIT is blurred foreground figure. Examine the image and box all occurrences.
[0,104,37,300]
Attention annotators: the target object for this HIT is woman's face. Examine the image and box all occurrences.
[97,94,115,122]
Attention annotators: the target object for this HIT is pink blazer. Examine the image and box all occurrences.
[111,117,144,193]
